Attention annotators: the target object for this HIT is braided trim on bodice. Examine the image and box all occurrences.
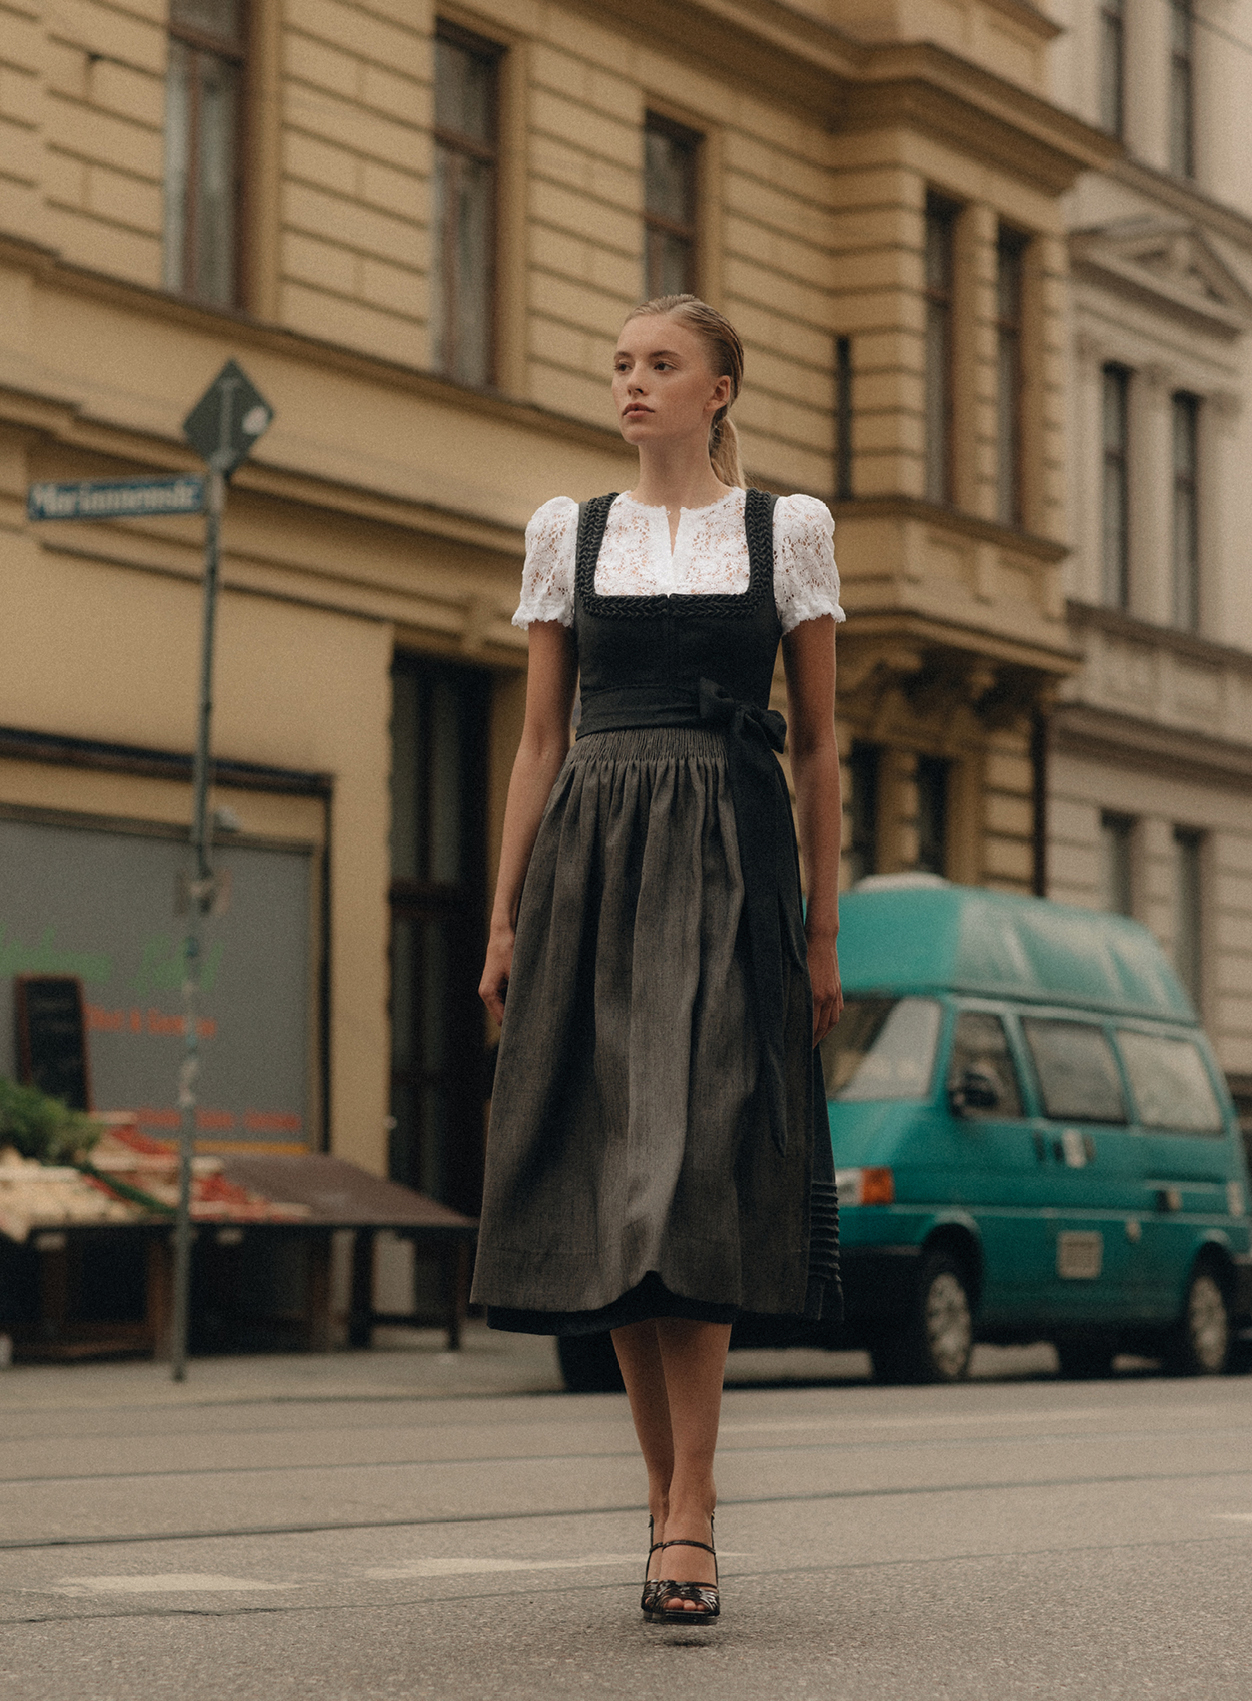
[575,489,778,619]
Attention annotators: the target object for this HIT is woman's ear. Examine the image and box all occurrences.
[708,374,732,413]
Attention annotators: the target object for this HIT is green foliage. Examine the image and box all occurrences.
[0,1078,102,1165]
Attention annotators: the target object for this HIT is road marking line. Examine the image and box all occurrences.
[53,1573,286,1594]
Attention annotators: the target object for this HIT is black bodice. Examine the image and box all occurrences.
[572,488,782,712]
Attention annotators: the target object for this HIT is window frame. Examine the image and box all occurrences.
[1099,0,1125,136]
[1169,0,1196,179]
[164,0,247,309]
[431,18,503,389]
[995,226,1028,529]
[923,194,958,507]
[1101,363,1131,611]
[643,111,700,300]
[1174,825,1205,1009]
[1171,390,1201,631]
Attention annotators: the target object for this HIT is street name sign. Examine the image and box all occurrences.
[26,476,206,522]
[183,358,273,475]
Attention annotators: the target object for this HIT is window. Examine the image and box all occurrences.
[1170,0,1196,178]
[923,196,957,505]
[1174,826,1204,1005]
[163,0,244,308]
[1022,1019,1128,1123]
[947,1012,1025,1119]
[432,24,500,388]
[821,997,942,1102]
[1118,1030,1223,1134]
[1099,811,1135,916]
[996,229,1027,527]
[847,741,880,884]
[1100,0,1125,135]
[1101,365,1131,610]
[836,335,854,501]
[1172,392,1200,630]
[389,657,490,1212]
[915,754,949,877]
[644,115,699,299]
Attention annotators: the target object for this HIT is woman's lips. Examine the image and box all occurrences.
[623,406,652,418]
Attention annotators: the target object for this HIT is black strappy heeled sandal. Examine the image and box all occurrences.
[640,1515,665,1615]
[644,1519,719,1626]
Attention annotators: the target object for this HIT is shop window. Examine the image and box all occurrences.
[1099,811,1135,916]
[163,0,245,308]
[847,741,880,885]
[835,335,854,501]
[644,114,699,299]
[923,196,957,505]
[996,228,1027,528]
[1170,0,1196,179]
[1174,826,1204,1006]
[1101,365,1131,610]
[1022,1019,1128,1124]
[389,657,490,1213]
[1100,0,1125,135]
[1171,392,1201,631]
[915,754,949,877]
[432,22,501,387]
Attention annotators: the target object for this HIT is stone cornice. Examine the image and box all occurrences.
[1067,600,1252,681]
[1051,699,1252,789]
[1110,158,1252,256]
[836,494,1069,562]
[842,608,1079,677]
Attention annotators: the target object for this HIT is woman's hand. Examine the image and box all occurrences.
[479,927,515,1027]
[807,925,843,1046]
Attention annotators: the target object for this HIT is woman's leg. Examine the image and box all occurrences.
[612,1320,674,1585]
[612,1318,731,1610]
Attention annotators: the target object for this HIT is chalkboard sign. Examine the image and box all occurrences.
[15,976,90,1110]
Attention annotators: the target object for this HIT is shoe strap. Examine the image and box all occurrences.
[658,1538,716,1557]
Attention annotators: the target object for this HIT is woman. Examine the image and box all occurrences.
[473,294,844,1625]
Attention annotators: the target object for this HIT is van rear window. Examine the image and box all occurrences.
[1117,1030,1223,1134]
[822,997,941,1102]
[1022,1019,1127,1124]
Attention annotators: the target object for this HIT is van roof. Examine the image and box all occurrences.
[836,881,1195,1021]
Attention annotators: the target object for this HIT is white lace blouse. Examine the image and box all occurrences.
[512,487,845,635]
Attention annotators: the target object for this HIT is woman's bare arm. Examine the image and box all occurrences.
[781,614,843,1044]
[479,622,578,1026]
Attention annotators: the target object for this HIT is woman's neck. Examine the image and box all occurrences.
[629,436,729,515]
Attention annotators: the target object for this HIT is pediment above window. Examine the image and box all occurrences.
[1070,219,1252,337]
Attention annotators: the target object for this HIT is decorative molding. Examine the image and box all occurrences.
[0,725,333,796]
[833,494,1068,563]
[1067,600,1252,682]
[1071,219,1252,338]
[1051,701,1252,792]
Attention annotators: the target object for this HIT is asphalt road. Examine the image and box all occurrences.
[3,1330,1252,1701]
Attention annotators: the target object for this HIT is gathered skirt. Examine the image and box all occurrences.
[470,725,834,1334]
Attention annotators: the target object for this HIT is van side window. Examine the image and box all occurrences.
[1022,1020,1127,1124]
[823,997,942,1101]
[947,1012,1024,1118]
[1117,1030,1223,1134]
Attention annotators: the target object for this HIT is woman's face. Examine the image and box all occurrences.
[611,315,731,449]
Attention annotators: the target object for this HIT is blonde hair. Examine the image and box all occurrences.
[622,294,746,487]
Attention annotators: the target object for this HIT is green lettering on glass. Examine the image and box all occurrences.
[0,924,112,985]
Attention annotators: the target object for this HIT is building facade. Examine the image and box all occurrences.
[1048,0,1252,1115]
[0,0,1110,1207]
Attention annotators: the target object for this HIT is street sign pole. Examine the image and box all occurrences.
[167,359,272,1382]
[170,465,225,1383]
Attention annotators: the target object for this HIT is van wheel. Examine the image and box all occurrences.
[1055,1336,1116,1380]
[557,1331,624,1393]
[870,1254,974,1385]
[1165,1266,1231,1376]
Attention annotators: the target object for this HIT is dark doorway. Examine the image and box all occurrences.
[389,656,490,1215]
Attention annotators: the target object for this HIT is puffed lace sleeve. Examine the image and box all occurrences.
[513,496,578,628]
[773,493,845,635]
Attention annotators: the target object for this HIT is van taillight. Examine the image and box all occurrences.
[834,1167,895,1205]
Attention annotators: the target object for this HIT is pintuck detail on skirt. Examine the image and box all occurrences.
[471,726,823,1331]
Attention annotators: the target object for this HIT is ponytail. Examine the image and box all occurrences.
[622,293,747,488]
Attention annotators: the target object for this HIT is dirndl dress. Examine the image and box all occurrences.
[470,487,841,1334]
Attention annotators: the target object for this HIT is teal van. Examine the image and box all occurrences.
[555,875,1252,1391]
[820,875,1252,1383]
